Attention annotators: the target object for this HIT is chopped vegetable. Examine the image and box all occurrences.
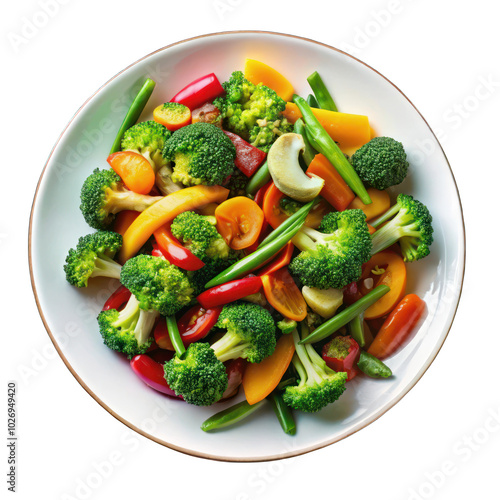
[302,286,343,319]
[153,102,192,131]
[322,336,360,381]
[201,399,267,432]
[307,71,338,112]
[347,188,390,221]
[170,73,225,110]
[130,354,181,397]
[197,276,262,309]
[244,58,294,101]
[357,350,392,378]
[223,130,267,177]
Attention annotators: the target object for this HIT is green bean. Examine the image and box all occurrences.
[348,313,366,348]
[299,285,390,344]
[201,399,267,432]
[166,315,185,357]
[110,78,156,154]
[245,160,271,196]
[293,95,371,205]
[307,71,338,112]
[293,118,317,167]
[357,350,392,378]
[269,391,296,435]
[306,93,319,108]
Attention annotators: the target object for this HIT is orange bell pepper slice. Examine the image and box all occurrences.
[261,267,307,321]
[361,250,407,319]
[107,151,155,195]
[118,185,229,263]
[242,333,295,405]
[347,188,391,221]
[215,196,264,250]
[113,210,140,237]
[244,59,295,102]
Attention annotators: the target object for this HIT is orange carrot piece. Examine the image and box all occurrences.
[244,59,294,101]
[107,151,155,195]
[348,188,391,221]
[306,154,355,211]
[242,333,295,405]
[153,102,191,131]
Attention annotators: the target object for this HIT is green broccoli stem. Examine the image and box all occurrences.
[268,391,296,435]
[258,197,317,249]
[307,71,338,112]
[91,255,122,280]
[205,203,312,288]
[245,160,271,196]
[370,209,420,255]
[299,285,390,344]
[306,94,319,108]
[348,313,366,348]
[293,118,317,168]
[293,95,371,205]
[114,293,141,329]
[166,315,185,357]
[211,331,246,362]
[369,202,400,228]
[135,309,159,345]
[106,187,162,213]
[291,327,323,385]
[201,399,267,432]
[110,78,156,154]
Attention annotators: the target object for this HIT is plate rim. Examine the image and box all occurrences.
[28,29,466,462]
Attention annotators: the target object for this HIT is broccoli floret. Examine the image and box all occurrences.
[224,169,248,198]
[213,71,292,152]
[64,231,122,287]
[370,193,434,261]
[121,120,171,171]
[289,209,372,289]
[170,211,231,260]
[211,302,276,363]
[277,318,297,335]
[120,254,193,316]
[80,168,162,230]
[280,197,304,216]
[162,122,236,186]
[283,324,347,413]
[351,137,409,190]
[163,342,228,406]
[97,293,157,358]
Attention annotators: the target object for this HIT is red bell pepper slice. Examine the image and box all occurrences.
[170,73,225,110]
[130,354,182,399]
[322,336,361,381]
[153,224,205,271]
[102,285,132,311]
[197,276,263,309]
[177,305,222,344]
[257,241,294,276]
[253,180,273,208]
[223,131,267,177]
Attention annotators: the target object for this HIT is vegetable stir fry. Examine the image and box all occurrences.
[64,59,433,435]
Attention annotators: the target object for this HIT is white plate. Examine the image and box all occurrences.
[29,31,465,461]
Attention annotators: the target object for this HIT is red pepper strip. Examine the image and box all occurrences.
[223,131,267,177]
[257,241,294,276]
[102,285,132,311]
[253,180,273,208]
[170,73,224,110]
[153,224,205,271]
[322,336,361,381]
[177,305,222,344]
[367,294,426,359]
[153,317,174,350]
[221,358,247,401]
[197,276,263,309]
[130,354,182,399]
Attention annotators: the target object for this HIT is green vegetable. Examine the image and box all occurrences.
[97,294,157,358]
[162,122,236,186]
[79,168,162,230]
[370,193,434,261]
[283,324,347,413]
[214,71,293,152]
[64,231,122,287]
[205,201,312,287]
[120,254,193,316]
[201,399,267,432]
[289,209,372,289]
[212,302,276,363]
[350,136,409,190]
[120,120,171,171]
[225,168,249,198]
[357,350,392,378]
[166,315,185,357]
[348,313,366,348]
[299,285,390,344]
[292,94,371,204]
[293,118,317,167]
[164,342,228,406]
[110,78,156,154]
[277,318,297,335]
[269,391,296,435]
[245,160,271,196]
[307,71,338,112]
[306,94,319,108]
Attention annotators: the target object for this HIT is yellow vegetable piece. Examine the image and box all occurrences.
[242,333,295,405]
[283,103,371,150]
[244,59,294,102]
[118,185,229,263]
[347,187,390,221]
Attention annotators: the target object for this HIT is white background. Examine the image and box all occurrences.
[3,1,499,499]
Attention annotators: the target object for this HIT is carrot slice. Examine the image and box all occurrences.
[215,196,264,250]
[242,333,295,405]
[244,59,294,102]
[306,154,355,211]
[361,250,407,319]
[283,103,371,150]
[153,102,191,131]
[107,151,155,195]
[261,268,307,321]
[348,188,391,221]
